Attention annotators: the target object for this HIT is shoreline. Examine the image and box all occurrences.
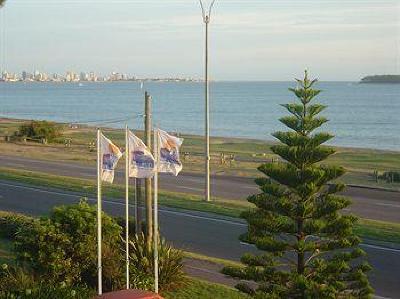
[0,117,399,154]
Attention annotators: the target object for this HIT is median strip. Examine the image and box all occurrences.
[0,167,399,246]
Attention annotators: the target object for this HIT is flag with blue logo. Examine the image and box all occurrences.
[157,129,183,176]
[100,133,123,183]
[128,130,156,178]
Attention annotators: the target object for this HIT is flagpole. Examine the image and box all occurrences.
[134,177,138,233]
[153,128,159,294]
[125,125,130,289]
[97,129,103,295]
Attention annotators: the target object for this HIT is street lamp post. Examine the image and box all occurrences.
[199,0,216,202]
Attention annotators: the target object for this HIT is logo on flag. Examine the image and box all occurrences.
[100,133,122,183]
[128,130,155,178]
[157,129,183,176]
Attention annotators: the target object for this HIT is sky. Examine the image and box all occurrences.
[0,0,399,81]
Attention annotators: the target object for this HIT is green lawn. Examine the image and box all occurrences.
[163,278,249,299]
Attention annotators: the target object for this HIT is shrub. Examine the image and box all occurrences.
[128,233,186,292]
[7,202,186,294]
[18,120,62,142]
[0,211,35,240]
[0,264,94,299]
[114,216,137,237]
[14,200,124,291]
[0,263,35,292]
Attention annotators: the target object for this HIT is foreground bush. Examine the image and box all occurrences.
[128,233,186,292]
[0,211,35,239]
[14,200,124,291]
[1,201,186,294]
[0,264,94,299]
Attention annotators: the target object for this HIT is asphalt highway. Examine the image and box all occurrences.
[0,155,399,222]
[0,180,398,298]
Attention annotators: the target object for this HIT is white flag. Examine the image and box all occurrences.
[157,129,183,176]
[100,133,122,183]
[128,130,156,178]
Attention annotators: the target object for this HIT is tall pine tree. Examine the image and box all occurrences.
[223,71,373,298]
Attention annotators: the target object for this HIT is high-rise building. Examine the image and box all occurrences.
[89,71,97,82]
[34,70,43,81]
[80,72,88,81]
[2,71,9,81]
[66,71,78,82]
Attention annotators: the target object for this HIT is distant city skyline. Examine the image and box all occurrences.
[0,0,398,81]
[0,69,199,82]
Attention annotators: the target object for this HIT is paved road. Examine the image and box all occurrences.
[0,155,399,222]
[0,180,398,298]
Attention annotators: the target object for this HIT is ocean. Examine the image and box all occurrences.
[0,81,399,151]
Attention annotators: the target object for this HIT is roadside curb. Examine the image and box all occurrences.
[346,183,400,194]
[181,171,400,194]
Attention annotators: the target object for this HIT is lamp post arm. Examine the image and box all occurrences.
[199,0,206,22]
[208,0,216,19]
[199,0,216,23]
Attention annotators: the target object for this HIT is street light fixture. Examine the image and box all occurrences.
[199,0,216,202]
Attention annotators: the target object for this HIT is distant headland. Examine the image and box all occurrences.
[360,75,400,84]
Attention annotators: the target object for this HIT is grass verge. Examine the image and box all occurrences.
[163,278,249,299]
[356,219,400,245]
[0,167,399,245]
[183,251,243,269]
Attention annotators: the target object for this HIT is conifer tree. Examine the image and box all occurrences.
[223,71,373,298]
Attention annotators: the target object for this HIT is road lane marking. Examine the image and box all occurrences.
[361,244,400,254]
[374,203,400,209]
[0,181,82,198]
[0,181,399,255]
[175,186,204,192]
